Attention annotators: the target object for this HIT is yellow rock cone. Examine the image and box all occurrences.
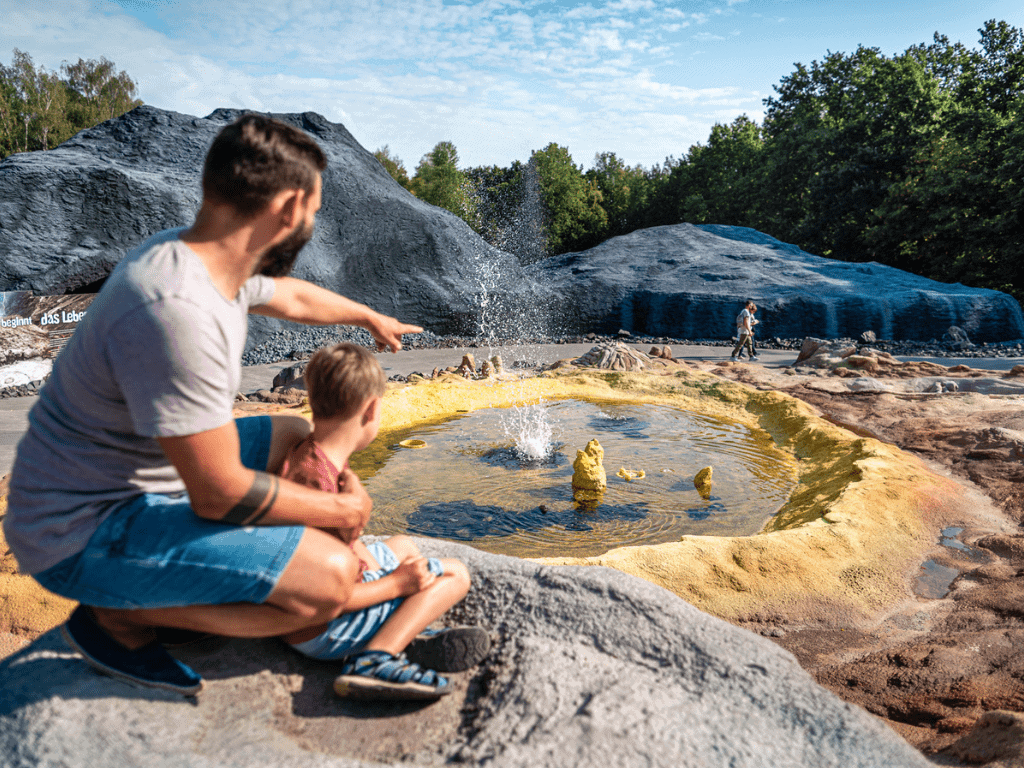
[694,466,713,499]
[572,439,607,493]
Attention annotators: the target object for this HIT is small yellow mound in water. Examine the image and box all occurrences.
[693,466,713,499]
[572,439,606,492]
[616,467,646,482]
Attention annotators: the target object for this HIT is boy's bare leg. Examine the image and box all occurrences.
[362,558,471,656]
[91,527,360,648]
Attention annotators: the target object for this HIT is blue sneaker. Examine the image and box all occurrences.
[333,650,451,700]
[61,606,204,696]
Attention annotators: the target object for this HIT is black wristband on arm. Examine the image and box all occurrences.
[221,472,280,526]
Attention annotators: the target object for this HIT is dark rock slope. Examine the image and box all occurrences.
[530,224,1024,343]
[0,106,541,345]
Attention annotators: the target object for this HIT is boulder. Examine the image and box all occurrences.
[571,342,651,371]
[272,363,307,390]
[528,224,1024,342]
[0,540,929,768]
[0,106,547,349]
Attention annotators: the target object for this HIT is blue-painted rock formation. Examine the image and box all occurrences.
[530,224,1024,342]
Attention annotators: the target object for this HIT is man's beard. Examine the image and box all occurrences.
[256,219,313,278]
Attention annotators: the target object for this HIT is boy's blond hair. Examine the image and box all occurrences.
[303,343,386,420]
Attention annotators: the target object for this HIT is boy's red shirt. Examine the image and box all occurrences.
[279,433,368,574]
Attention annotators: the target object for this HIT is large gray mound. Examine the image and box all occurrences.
[0,106,542,346]
[0,540,928,768]
[531,224,1024,342]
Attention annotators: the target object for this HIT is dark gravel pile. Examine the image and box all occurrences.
[0,379,46,399]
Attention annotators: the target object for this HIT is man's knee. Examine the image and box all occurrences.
[272,533,361,621]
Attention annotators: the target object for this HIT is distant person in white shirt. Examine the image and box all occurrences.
[731,300,759,361]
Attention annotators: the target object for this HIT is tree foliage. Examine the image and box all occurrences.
[373,145,412,191]
[0,49,142,159]
[409,141,480,229]
[444,20,1023,306]
[530,143,606,254]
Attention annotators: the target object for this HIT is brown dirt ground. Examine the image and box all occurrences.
[707,359,1024,762]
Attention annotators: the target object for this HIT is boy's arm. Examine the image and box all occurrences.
[344,557,437,611]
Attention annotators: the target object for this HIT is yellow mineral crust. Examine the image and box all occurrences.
[371,367,965,624]
[0,480,76,658]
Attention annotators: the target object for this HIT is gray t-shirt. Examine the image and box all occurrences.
[3,229,275,574]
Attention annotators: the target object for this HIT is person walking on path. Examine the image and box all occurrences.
[3,114,483,697]
[731,300,759,361]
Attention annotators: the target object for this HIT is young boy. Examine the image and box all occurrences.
[278,342,489,700]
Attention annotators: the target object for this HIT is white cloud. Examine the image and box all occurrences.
[3,0,775,168]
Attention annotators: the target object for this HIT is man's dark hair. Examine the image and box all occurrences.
[202,114,328,216]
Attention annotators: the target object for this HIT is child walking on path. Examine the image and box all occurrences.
[279,342,489,699]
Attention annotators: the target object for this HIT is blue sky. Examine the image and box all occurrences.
[4,1,1022,171]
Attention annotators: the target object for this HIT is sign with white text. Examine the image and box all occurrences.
[1,292,96,389]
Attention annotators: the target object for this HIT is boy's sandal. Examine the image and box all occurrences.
[333,650,451,700]
[405,626,491,672]
[61,605,204,696]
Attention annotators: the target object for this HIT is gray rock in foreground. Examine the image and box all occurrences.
[0,106,545,349]
[531,224,1024,343]
[0,541,928,768]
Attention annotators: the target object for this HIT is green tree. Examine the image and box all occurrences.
[0,49,142,160]
[0,49,69,155]
[862,23,1024,303]
[61,56,142,127]
[410,141,480,229]
[373,145,412,191]
[675,115,765,228]
[760,45,949,259]
[585,151,653,239]
[531,143,606,254]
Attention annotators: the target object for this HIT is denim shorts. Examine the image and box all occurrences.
[289,542,444,660]
[34,416,306,609]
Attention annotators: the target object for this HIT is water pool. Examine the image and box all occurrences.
[350,399,799,558]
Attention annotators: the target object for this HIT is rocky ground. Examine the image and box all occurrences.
[701,355,1024,763]
[4,339,1024,765]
